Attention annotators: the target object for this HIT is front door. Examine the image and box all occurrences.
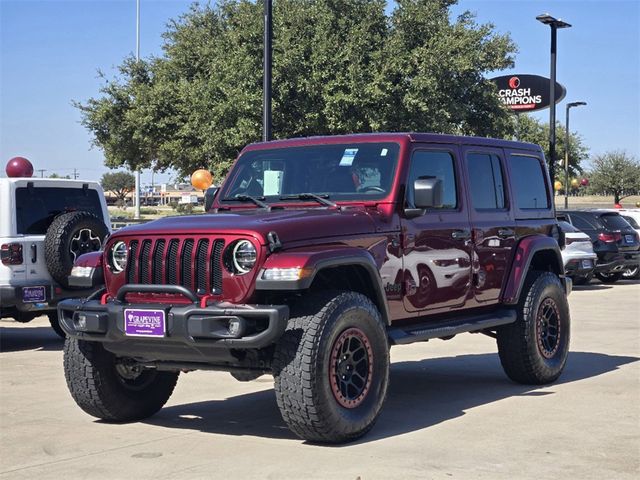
[461,146,516,304]
[401,146,472,314]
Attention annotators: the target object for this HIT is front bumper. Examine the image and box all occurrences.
[57,285,289,365]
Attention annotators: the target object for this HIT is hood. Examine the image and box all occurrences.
[113,207,378,245]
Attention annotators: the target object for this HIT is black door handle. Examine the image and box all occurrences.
[451,229,471,241]
[498,228,515,238]
[31,243,37,263]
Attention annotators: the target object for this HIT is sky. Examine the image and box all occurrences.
[1,0,639,184]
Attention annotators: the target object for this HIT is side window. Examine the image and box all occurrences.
[466,153,506,210]
[570,214,597,231]
[406,150,457,209]
[509,155,550,209]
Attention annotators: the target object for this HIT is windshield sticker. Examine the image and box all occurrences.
[263,170,283,195]
[380,148,388,157]
[339,148,358,166]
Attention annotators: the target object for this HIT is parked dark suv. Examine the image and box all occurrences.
[557,210,640,284]
[58,133,571,443]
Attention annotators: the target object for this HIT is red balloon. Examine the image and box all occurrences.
[580,178,589,187]
[5,157,34,178]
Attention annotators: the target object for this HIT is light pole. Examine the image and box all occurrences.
[564,101,586,209]
[134,0,142,219]
[263,0,272,142]
[536,13,571,195]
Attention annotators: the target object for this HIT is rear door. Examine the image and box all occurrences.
[461,146,515,304]
[401,145,472,314]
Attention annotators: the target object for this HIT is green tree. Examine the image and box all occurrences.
[515,114,589,178]
[587,151,640,204]
[100,171,136,203]
[49,173,71,179]
[77,0,517,178]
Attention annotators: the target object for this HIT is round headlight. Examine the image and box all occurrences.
[110,241,128,273]
[231,240,257,274]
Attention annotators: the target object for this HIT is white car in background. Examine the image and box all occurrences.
[558,221,597,285]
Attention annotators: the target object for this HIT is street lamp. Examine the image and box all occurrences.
[536,13,571,195]
[564,101,587,209]
[263,0,273,142]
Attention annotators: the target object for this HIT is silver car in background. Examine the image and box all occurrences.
[558,221,597,285]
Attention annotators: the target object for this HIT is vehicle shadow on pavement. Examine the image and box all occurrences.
[573,284,613,291]
[0,326,63,352]
[144,351,638,444]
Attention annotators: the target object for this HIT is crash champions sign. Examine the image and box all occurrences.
[490,74,566,112]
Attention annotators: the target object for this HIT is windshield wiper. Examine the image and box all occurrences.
[279,193,338,208]
[222,194,270,210]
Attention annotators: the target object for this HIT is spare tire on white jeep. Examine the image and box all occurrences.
[44,211,108,289]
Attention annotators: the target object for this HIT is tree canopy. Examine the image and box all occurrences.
[515,114,589,178]
[100,171,136,202]
[77,0,517,179]
[586,151,640,204]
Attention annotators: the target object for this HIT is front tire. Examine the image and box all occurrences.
[622,265,640,279]
[497,271,570,385]
[63,337,178,422]
[595,271,623,283]
[48,311,66,338]
[273,291,389,443]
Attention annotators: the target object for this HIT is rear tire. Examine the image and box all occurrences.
[595,271,623,284]
[273,291,389,443]
[48,311,66,338]
[63,337,178,422]
[497,271,570,385]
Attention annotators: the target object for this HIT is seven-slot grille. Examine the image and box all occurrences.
[125,237,225,294]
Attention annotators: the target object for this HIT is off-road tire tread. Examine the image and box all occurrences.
[63,337,178,422]
[44,211,108,288]
[272,290,388,443]
[497,271,570,385]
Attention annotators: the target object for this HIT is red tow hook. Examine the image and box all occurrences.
[199,294,217,308]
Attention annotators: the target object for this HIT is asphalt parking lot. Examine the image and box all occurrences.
[1,280,639,480]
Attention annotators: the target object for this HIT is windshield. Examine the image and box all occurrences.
[222,142,400,203]
[599,213,632,230]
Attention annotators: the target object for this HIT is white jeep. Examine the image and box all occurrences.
[0,177,110,336]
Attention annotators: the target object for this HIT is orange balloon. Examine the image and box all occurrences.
[191,169,213,190]
[554,180,563,191]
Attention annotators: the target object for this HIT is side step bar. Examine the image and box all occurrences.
[387,309,517,346]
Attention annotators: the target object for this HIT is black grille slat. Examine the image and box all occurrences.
[127,240,138,283]
[211,240,224,293]
[195,240,209,294]
[139,240,152,284]
[152,239,165,284]
[167,239,179,284]
[181,239,194,289]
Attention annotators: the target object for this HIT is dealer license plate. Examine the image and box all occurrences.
[22,286,46,303]
[625,234,634,244]
[124,309,166,337]
[581,259,593,269]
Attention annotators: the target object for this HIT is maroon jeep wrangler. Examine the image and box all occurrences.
[59,133,571,443]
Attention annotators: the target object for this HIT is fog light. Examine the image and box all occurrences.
[76,314,87,330]
[228,319,242,337]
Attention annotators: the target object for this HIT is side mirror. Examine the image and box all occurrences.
[204,186,219,212]
[414,177,443,209]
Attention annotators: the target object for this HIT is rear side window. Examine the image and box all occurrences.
[15,187,102,234]
[569,214,599,231]
[600,213,632,230]
[509,155,549,209]
[406,150,457,209]
[466,153,506,210]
